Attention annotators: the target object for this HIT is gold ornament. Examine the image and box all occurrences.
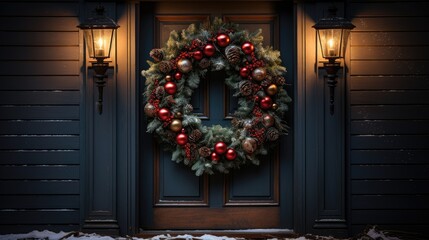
[241,137,257,154]
[177,59,192,73]
[266,84,278,96]
[175,112,183,119]
[170,119,182,132]
[262,114,275,128]
[144,103,156,117]
[165,75,172,81]
[272,103,278,110]
[252,67,266,81]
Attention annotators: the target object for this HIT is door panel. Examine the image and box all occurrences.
[140,1,286,230]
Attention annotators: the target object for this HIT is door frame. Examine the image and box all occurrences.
[111,0,348,237]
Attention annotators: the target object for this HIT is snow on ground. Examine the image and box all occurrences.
[0,226,403,240]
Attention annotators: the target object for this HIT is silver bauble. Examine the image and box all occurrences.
[252,67,267,81]
[177,59,193,73]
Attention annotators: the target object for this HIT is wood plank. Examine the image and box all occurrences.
[0,210,79,224]
[0,2,78,17]
[0,121,79,135]
[0,32,78,46]
[0,91,80,105]
[351,106,429,120]
[0,76,80,90]
[351,32,429,46]
[351,165,429,179]
[0,136,80,150]
[350,76,429,90]
[0,61,79,76]
[351,210,429,224]
[0,46,79,61]
[352,17,429,32]
[351,91,429,105]
[350,60,429,75]
[352,180,429,194]
[351,46,429,60]
[352,195,429,209]
[351,150,429,164]
[0,181,79,195]
[152,207,280,229]
[0,166,79,180]
[351,120,429,135]
[0,195,79,209]
[0,150,79,165]
[350,2,429,17]
[0,17,79,31]
[0,106,80,120]
[351,135,429,150]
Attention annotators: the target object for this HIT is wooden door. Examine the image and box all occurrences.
[139,1,291,230]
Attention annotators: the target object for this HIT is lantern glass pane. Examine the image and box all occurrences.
[84,28,113,59]
[83,29,95,58]
[317,28,343,59]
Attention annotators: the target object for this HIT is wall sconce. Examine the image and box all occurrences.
[77,6,119,114]
[313,7,355,115]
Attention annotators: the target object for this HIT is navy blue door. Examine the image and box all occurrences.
[139,1,292,230]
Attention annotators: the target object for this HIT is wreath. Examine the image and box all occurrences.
[142,18,291,176]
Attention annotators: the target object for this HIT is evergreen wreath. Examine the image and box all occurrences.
[142,18,291,176]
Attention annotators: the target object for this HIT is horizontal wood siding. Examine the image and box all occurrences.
[0,1,81,233]
[349,0,429,236]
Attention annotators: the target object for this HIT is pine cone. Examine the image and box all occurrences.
[239,81,252,96]
[183,104,194,114]
[191,144,198,160]
[199,58,211,69]
[266,127,280,141]
[231,117,241,128]
[150,48,164,62]
[225,45,241,65]
[155,86,165,99]
[275,76,286,86]
[158,61,173,74]
[189,129,203,143]
[260,79,272,88]
[198,146,211,158]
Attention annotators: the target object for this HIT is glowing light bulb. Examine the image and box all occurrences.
[327,38,335,56]
[95,38,105,57]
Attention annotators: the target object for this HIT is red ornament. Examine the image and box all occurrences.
[176,132,188,146]
[174,72,182,80]
[241,42,254,54]
[193,50,203,60]
[204,44,215,57]
[214,141,227,155]
[260,96,273,110]
[240,67,250,78]
[158,108,171,121]
[216,33,230,47]
[164,81,177,95]
[225,148,237,161]
[211,152,220,162]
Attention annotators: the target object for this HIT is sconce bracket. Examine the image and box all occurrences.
[322,61,341,115]
[91,61,109,114]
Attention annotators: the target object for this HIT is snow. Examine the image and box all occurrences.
[0,226,404,240]
[0,231,241,240]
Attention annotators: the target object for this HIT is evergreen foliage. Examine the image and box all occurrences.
[142,18,292,176]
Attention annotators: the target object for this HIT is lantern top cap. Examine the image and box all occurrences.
[312,7,355,30]
[77,6,119,30]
